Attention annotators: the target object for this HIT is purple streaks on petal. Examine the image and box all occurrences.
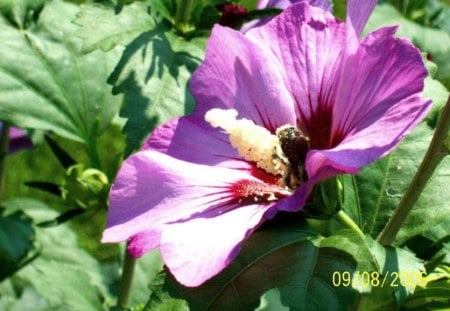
[105,1,431,287]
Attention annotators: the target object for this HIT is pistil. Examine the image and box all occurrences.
[205,109,311,191]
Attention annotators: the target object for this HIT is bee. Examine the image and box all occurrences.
[275,125,310,188]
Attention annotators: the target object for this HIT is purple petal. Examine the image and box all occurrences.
[248,3,345,142]
[157,203,273,286]
[103,151,254,245]
[305,27,431,179]
[346,0,377,36]
[0,124,33,154]
[190,25,297,132]
[103,150,295,249]
[142,117,249,169]
[242,0,332,32]
[257,0,331,10]
[104,148,310,285]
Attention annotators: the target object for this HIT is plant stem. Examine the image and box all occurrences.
[174,0,193,34]
[335,210,365,239]
[378,95,450,245]
[116,248,137,308]
[0,124,10,200]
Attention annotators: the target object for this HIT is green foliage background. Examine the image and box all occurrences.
[0,0,449,310]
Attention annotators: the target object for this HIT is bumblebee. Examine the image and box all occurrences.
[275,125,310,188]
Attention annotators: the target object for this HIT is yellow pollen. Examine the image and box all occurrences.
[205,108,287,176]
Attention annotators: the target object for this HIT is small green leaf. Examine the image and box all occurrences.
[401,265,450,310]
[0,209,37,281]
[130,250,165,307]
[108,22,206,155]
[144,274,189,311]
[0,0,122,145]
[8,218,111,310]
[74,1,156,53]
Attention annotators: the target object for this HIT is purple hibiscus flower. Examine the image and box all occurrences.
[0,123,33,154]
[103,0,431,287]
[241,0,332,31]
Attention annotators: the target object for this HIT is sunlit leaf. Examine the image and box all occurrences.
[4,204,111,310]
[74,1,156,53]
[365,3,450,55]
[108,22,206,155]
[342,122,450,245]
[0,0,122,146]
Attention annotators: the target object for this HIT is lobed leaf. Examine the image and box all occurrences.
[74,1,156,53]
[108,21,206,156]
[0,0,122,145]
[365,3,450,56]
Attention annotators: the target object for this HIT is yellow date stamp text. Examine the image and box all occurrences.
[332,271,427,288]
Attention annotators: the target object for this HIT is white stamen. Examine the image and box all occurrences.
[205,108,287,176]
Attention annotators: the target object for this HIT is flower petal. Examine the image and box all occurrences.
[346,0,377,36]
[157,182,308,287]
[159,203,275,287]
[103,151,258,245]
[247,3,346,142]
[190,25,296,132]
[306,26,430,181]
[308,94,430,181]
[102,148,296,253]
[142,117,249,169]
[333,27,429,136]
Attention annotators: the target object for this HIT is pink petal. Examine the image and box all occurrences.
[159,203,274,287]
[103,150,298,256]
[189,25,296,132]
[247,3,346,142]
[142,117,249,169]
[103,151,258,245]
[308,95,429,180]
[333,27,429,135]
[346,0,378,36]
[306,26,430,181]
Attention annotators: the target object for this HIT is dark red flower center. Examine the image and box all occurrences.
[230,179,290,205]
[217,3,248,29]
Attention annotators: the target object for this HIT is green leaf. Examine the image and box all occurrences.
[350,238,425,310]
[74,1,156,53]
[0,0,45,29]
[0,209,37,281]
[341,121,450,245]
[162,220,358,311]
[108,22,206,155]
[0,287,48,311]
[365,3,450,56]
[144,274,189,311]
[320,230,379,285]
[402,265,450,310]
[423,68,450,129]
[5,205,111,310]
[0,0,122,145]
[149,0,177,25]
[255,288,288,311]
[130,250,164,307]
